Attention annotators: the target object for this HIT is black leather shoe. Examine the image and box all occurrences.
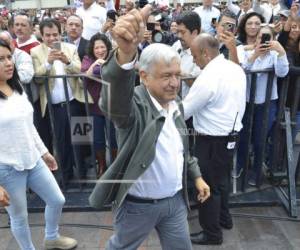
[190,232,201,237]
[220,221,233,230]
[191,231,222,245]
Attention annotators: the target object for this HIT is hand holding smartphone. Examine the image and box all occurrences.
[261,33,271,44]
[224,22,236,33]
[52,41,61,51]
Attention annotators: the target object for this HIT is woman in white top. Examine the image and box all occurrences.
[0,39,77,250]
[236,25,289,186]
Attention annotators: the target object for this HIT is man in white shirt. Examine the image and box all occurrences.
[76,0,107,40]
[31,18,92,185]
[173,11,201,99]
[184,34,246,245]
[97,0,116,11]
[89,5,210,250]
[194,0,220,35]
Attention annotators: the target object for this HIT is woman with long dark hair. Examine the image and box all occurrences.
[0,39,77,250]
[237,12,265,45]
[236,26,289,185]
[81,33,118,178]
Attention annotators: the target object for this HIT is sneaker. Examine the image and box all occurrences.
[232,168,243,178]
[44,236,77,250]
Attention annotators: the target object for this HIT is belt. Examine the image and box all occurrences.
[195,133,230,140]
[52,100,74,108]
[125,194,167,204]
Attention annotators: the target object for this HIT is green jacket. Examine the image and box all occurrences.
[89,51,202,210]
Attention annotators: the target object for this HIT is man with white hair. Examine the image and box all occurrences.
[89,5,210,250]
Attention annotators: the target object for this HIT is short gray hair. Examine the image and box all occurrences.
[139,43,180,73]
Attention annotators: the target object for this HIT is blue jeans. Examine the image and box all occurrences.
[237,100,277,179]
[0,159,65,250]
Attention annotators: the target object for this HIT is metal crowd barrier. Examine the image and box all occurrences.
[27,69,299,217]
[182,68,299,218]
[33,74,106,191]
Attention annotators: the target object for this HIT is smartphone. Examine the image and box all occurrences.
[224,22,236,33]
[261,33,271,44]
[107,10,117,22]
[146,22,155,31]
[52,41,61,51]
[273,15,280,23]
[211,17,217,24]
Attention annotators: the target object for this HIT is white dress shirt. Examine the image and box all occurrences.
[45,46,75,104]
[193,6,220,35]
[13,48,34,84]
[76,2,106,40]
[0,91,48,171]
[183,54,246,135]
[227,0,254,24]
[128,94,184,199]
[172,40,201,99]
[237,45,289,104]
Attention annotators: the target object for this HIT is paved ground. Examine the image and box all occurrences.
[1,206,300,250]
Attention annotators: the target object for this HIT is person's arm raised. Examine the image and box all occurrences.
[99,5,153,129]
[112,5,152,65]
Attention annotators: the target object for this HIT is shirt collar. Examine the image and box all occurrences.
[69,37,81,47]
[202,5,213,10]
[16,35,39,47]
[147,89,180,117]
[206,54,224,67]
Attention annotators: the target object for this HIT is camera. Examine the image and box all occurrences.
[224,22,235,33]
[146,22,175,44]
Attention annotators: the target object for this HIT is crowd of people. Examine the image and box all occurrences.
[0,0,300,249]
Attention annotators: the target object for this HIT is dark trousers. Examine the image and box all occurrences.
[237,101,277,179]
[39,100,87,182]
[194,135,234,240]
